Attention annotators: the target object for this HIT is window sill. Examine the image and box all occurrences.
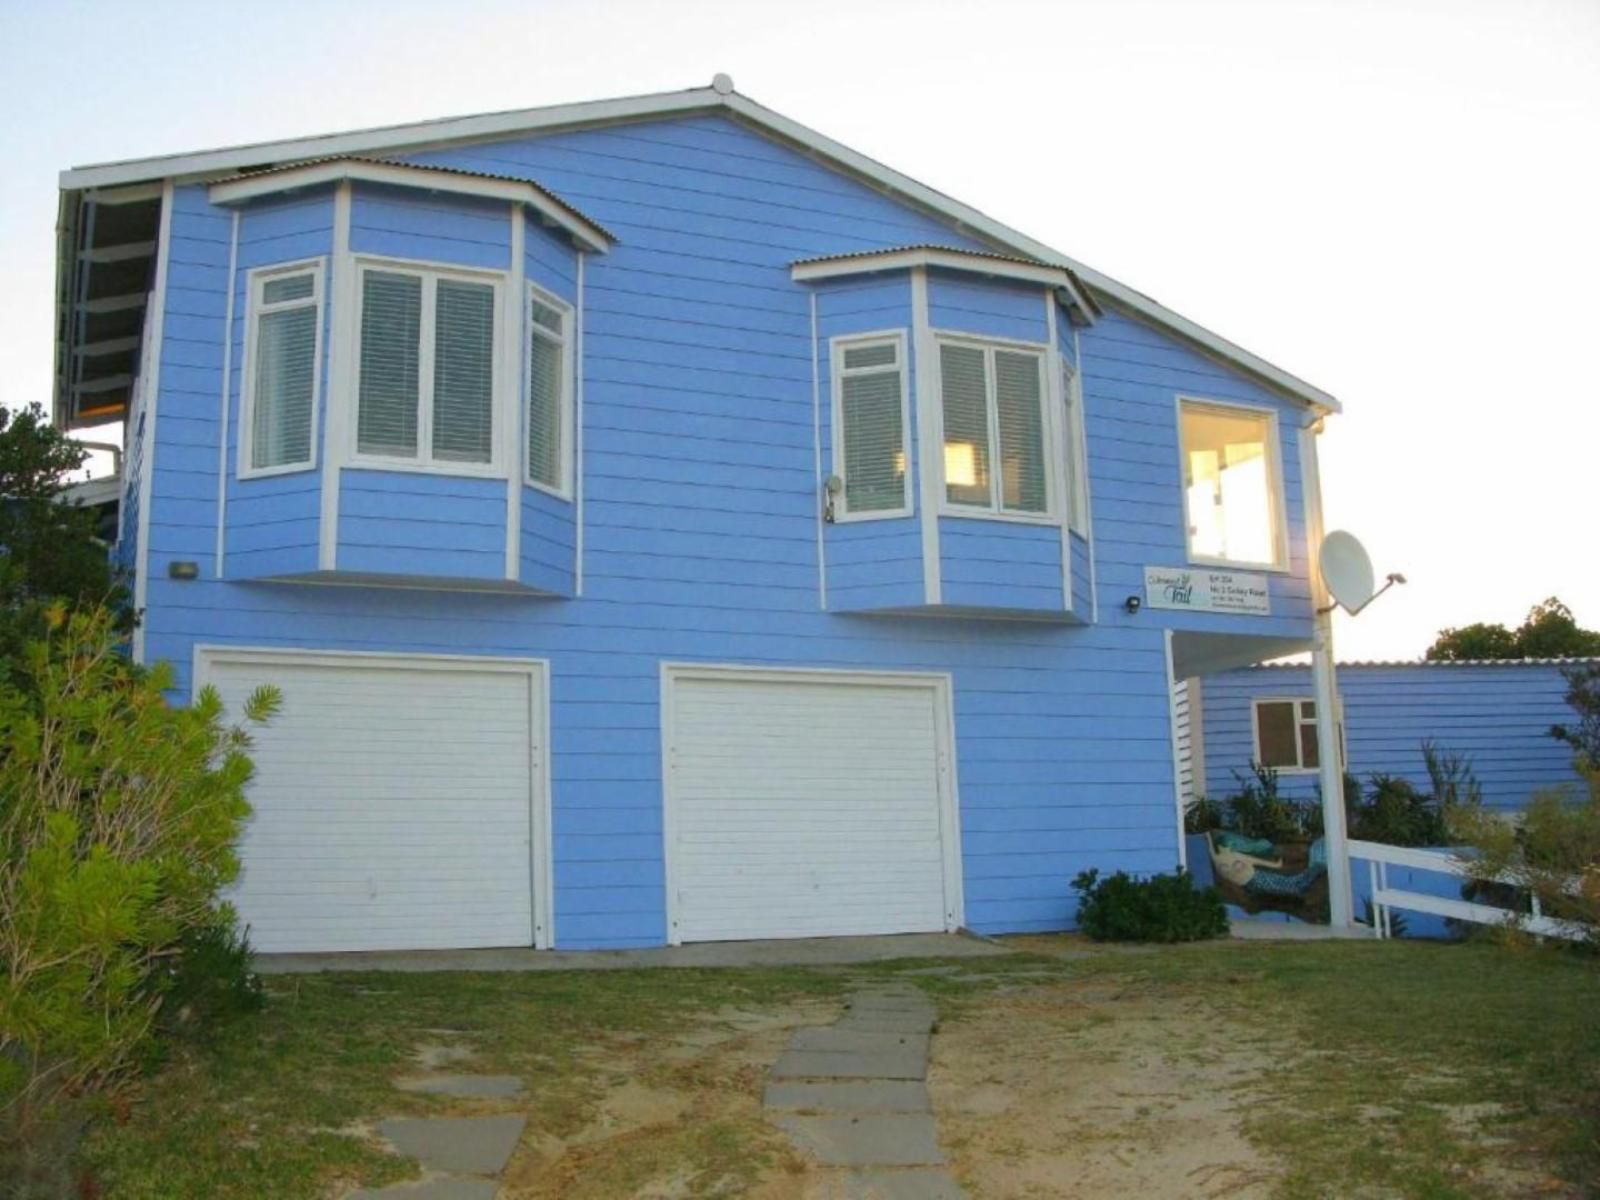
[346,456,508,481]
[1260,765,1320,776]
[239,460,318,482]
[1185,552,1290,575]
[833,505,914,524]
[938,505,1061,527]
[525,477,574,503]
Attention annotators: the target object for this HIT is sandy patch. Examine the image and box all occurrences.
[930,981,1280,1199]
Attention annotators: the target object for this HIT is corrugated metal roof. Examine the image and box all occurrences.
[1242,657,1600,670]
[215,155,617,242]
[792,243,1050,268]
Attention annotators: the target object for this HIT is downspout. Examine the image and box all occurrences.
[1301,414,1354,928]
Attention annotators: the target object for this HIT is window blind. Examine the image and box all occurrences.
[838,341,904,513]
[250,275,317,470]
[357,271,422,458]
[528,300,564,488]
[939,343,991,506]
[432,279,495,464]
[995,349,1046,513]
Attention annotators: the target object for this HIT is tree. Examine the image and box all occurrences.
[1425,597,1600,662]
[0,404,124,665]
[1551,663,1600,776]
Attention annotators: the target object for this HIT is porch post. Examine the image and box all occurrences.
[1302,417,1353,928]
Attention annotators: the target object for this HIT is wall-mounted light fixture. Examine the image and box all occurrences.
[823,474,843,524]
[167,560,200,581]
[1124,594,1142,614]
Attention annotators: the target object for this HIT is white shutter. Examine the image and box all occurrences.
[357,270,422,458]
[247,268,319,471]
[939,342,991,506]
[995,349,1046,513]
[432,279,496,464]
[527,295,566,489]
[836,339,906,514]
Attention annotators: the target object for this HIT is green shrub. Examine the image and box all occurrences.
[1183,795,1222,834]
[0,605,278,1145]
[1348,775,1450,846]
[1226,762,1321,842]
[1071,868,1229,943]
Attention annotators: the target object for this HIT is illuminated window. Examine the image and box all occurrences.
[1179,400,1282,567]
[939,340,1048,516]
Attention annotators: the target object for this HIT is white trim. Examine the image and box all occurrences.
[1164,631,1188,872]
[828,329,912,522]
[1074,325,1098,623]
[237,258,327,480]
[59,83,1337,414]
[1186,676,1207,801]
[505,207,525,580]
[1175,394,1291,573]
[810,291,826,608]
[909,267,941,604]
[574,252,586,597]
[192,644,555,950]
[524,281,575,498]
[131,181,174,664]
[207,159,611,254]
[932,333,1059,524]
[347,255,511,475]
[793,246,1092,317]
[1045,296,1071,610]
[1250,695,1324,774]
[658,661,965,946]
[214,211,239,578]
[319,182,353,571]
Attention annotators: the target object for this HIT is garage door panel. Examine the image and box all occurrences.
[209,656,541,954]
[668,672,954,943]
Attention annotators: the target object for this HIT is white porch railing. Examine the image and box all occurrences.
[1348,839,1593,942]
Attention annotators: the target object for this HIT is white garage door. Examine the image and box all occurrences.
[202,650,547,954]
[664,667,960,943]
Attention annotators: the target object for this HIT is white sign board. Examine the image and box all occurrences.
[1144,566,1271,615]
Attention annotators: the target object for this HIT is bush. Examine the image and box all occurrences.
[0,605,277,1148]
[1226,762,1321,843]
[1348,775,1450,846]
[1072,868,1229,942]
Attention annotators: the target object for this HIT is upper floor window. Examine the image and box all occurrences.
[939,339,1048,517]
[527,287,571,493]
[241,261,323,476]
[832,334,910,517]
[1253,697,1322,772]
[1179,399,1284,568]
[355,261,503,470]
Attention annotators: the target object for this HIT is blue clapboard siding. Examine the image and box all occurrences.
[1198,662,1591,810]
[939,517,1064,613]
[1069,530,1093,622]
[338,470,505,581]
[522,485,575,594]
[815,275,923,610]
[928,270,1049,343]
[224,191,334,579]
[350,184,510,269]
[135,113,1331,948]
[1079,309,1315,641]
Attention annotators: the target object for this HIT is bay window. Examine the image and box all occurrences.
[241,261,323,476]
[939,339,1049,517]
[832,334,910,517]
[526,287,571,493]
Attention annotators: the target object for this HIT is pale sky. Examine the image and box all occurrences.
[2,0,1595,660]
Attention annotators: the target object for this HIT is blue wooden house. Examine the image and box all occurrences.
[1185,659,1592,812]
[54,78,1347,952]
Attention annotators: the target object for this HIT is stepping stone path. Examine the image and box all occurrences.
[345,1047,527,1199]
[764,985,967,1198]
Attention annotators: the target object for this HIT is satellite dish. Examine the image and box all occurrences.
[1320,530,1376,614]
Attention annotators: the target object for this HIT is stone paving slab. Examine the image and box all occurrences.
[844,992,934,1011]
[393,1073,524,1099]
[763,1079,931,1113]
[772,1113,945,1167]
[835,1168,968,1198]
[347,1177,498,1200]
[835,1011,935,1035]
[772,1047,927,1081]
[377,1115,527,1176]
[791,1028,929,1056]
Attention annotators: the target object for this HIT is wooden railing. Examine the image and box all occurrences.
[1347,839,1592,942]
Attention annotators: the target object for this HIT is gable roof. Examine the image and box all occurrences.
[57,78,1340,418]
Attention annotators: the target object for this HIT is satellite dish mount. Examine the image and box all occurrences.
[1318,530,1405,617]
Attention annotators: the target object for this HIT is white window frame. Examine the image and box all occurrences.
[1251,696,1328,775]
[829,330,913,521]
[238,258,325,480]
[347,254,511,478]
[525,281,575,498]
[1176,395,1290,572]
[1061,358,1090,537]
[932,332,1059,524]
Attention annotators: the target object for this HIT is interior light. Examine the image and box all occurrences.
[944,442,977,488]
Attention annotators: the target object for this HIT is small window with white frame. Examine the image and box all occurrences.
[526,285,571,494]
[1179,398,1285,568]
[831,333,910,518]
[1062,359,1089,535]
[938,338,1050,517]
[1253,697,1321,771]
[241,260,323,476]
[354,260,505,471]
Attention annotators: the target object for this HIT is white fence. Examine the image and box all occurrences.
[1349,839,1593,942]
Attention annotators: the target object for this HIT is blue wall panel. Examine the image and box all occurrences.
[928,270,1048,343]
[1198,662,1590,811]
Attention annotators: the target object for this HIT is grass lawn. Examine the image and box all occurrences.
[77,939,1598,1199]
